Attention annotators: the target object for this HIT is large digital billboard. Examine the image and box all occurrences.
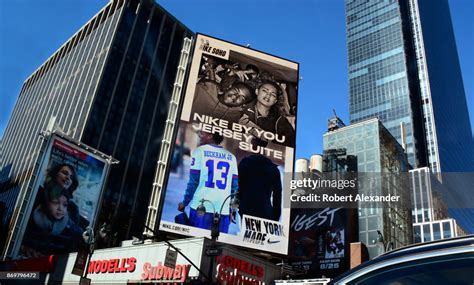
[288,208,358,278]
[18,135,108,258]
[159,34,299,254]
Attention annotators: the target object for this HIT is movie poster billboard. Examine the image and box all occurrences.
[17,135,108,258]
[159,34,299,254]
[288,208,357,278]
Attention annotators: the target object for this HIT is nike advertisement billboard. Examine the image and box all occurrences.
[159,34,299,254]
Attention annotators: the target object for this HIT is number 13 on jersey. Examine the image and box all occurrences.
[205,159,230,190]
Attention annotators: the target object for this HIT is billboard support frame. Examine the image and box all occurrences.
[144,36,194,238]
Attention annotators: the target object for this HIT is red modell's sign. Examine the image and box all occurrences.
[215,255,266,285]
[88,257,137,274]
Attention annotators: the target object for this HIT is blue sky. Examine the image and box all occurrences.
[0,0,472,160]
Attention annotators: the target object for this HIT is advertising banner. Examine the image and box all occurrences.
[288,208,357,278]
[159,34,299,254]
[18,135,108,258]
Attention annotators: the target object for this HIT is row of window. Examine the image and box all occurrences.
[414,221,453,243]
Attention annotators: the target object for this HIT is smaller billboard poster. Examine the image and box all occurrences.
[18,135,108,258]
[288,208,357,278]
[159,34,299,254]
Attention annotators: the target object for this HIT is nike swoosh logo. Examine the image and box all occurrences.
[267,239,281,244]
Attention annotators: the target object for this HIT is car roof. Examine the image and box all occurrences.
[375,234,474,259]
[329,235,474,284]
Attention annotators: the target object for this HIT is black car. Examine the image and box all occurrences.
[329,235,474,284]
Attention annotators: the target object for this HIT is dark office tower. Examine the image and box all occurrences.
[0,0,192,256]
[345,0,474,172]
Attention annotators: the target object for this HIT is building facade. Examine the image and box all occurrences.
[410,167,465,243]
[0,0,192,256]
[323,118,412,258]
[345,0,474,172]
[46,237,281,284]
[413,218,464,244]
[410,167,447,224]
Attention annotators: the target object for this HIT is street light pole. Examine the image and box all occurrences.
[196,193,240,242]
[196,193,239,284]
[80,223,109,280]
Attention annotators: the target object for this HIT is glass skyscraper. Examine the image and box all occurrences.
[345,0,474,173]
[0,0,192,257]
[324,118,413,258]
